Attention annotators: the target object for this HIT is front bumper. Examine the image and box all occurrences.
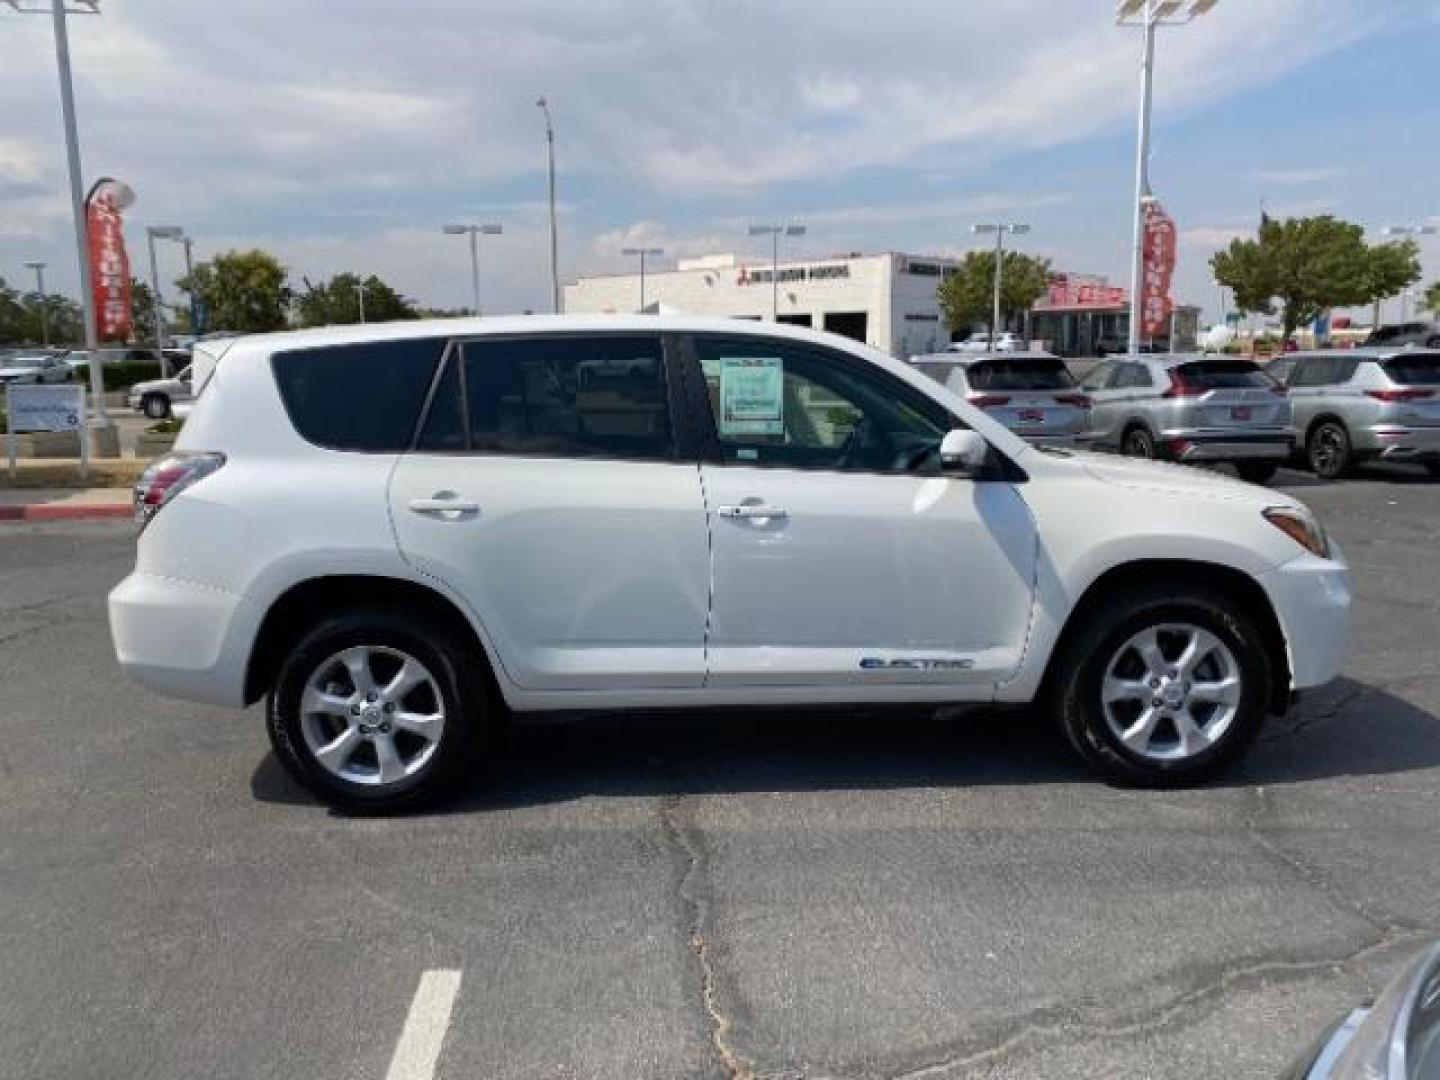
[1257,545,1351,691]
[108,571,259,707]
[1161,430,1295,462]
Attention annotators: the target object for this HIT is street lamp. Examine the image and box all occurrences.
[748,224,806,320]
[146,226,186,377]
[536,97,560,313]
[23,261,48,346]
[971,223,1031,350]
[621,247,664,311]
[1117,0,1220,356]
[442,223,503,315]
[354,281,368,324]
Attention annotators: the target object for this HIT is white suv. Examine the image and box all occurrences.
[109,317,1350,811]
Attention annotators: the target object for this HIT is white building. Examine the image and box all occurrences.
[564,252,961,359]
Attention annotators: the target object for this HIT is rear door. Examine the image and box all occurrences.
[388,333,710,692]
[960,357,1088,439]
[1172,359,1289,429]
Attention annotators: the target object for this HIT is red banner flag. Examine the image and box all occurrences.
[1140,198,1177,341]
[87,185,133,342]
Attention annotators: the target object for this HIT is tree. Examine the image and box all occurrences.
[936,250,1051,336]
[0,277,82,346]
[296,272,417,327]
[176,249,291,333]
[1211,215,1420,341]
[1422,281,1440,316]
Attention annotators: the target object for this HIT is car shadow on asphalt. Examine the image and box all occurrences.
[249,676,1440,814]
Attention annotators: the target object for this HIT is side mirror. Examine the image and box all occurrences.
[939,429,988,473]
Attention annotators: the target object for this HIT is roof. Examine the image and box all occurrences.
[910,350,1060,365]
[1289,346,1440,361]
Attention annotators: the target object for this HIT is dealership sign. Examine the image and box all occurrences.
[1140,198,1178,339]
[5,384,89,476]
[737,263,851,285]
[1041,273,1127,310]
[87,181,134,342]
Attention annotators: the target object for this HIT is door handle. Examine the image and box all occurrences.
[408,494,479,516]
[717,504,788,520]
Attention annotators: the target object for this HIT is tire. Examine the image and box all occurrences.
[142,394,170,420]
[265,608,489,813]
[1234,461,1279,485]
[1050,584,1271,787]
[1122,425,1157,459]
[1306,421,1351,480]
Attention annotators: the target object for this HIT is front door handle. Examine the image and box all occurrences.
[717,504,788,520]
[408,493,479,516]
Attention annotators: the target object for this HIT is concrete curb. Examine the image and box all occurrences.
[0,503,131,522]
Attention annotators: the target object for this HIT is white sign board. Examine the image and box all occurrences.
[6,384,85,433]
[718,356,784,437]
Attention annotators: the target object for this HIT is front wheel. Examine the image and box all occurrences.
[1234,461,1279,485]
[1050,585,1271,787]
[266,609,488,812]
[142,394,170,420]
[1122,426,1157,459]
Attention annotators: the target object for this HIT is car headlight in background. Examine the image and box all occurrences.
[1264,506,1331,559]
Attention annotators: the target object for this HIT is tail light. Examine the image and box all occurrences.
[1366,389,1435,403]
[134,453,225,529]
[1054,394,1091,408]
[968,394,1011,408]
[1161,372,1205,398]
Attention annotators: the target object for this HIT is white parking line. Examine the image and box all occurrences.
[385,969,462,1080]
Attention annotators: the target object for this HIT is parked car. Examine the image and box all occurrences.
[127,365,194,419]
[1365,321,1440,349]
[109,317,1349,811]
[909,351,1091,447]
[950,331,1024,353]
[1080,354,1294,484]
[0,352,75,386]
[1275,348,1440,478]
[1285,938,1440,1079]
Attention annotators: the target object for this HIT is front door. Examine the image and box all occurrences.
[684,334,1038,690]
[388,333,709,692]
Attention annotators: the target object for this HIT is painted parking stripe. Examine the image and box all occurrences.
[385,970,462,1080]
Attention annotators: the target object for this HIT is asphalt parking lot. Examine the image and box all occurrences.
[2,465,1438,1080]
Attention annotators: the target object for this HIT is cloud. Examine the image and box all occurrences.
[1181,226,1252,247]
[1248,167,1345,185]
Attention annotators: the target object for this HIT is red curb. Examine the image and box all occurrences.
[0,503,132,522]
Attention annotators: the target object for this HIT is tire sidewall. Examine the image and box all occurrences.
[1058,590,1270,786]
[1308,422,1349,479]
[267,610,482,812]
[1123,427,1155,459]
[143,394,169,420]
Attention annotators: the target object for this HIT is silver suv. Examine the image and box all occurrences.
[1080,354,1293,484]
[1270,348,1440,479]
[908,351,1090,446]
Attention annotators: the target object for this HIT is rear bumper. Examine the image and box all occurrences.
[1021,432,1093,449]
[1161,430,1294,462]
[108,571,259,707]
[1257,546,1351,691]
[1356,424,1440,459]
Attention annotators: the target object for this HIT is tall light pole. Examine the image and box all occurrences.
[971,223,1030,349]
[24,261,49,346]
[1117,0,1220,356]
[748,224,806,320]
[354,281,367,324]
[146,226,185,377]
[536,97,560,313]
[621,247,664,311]
[180,235,198,335]
[443,223,502,315]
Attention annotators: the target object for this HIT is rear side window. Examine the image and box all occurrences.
[1383,353,1440,386]
[966,358,1075,391]
[463,335,672,460]
[1173,360,1270,389]
[272,337,447,451]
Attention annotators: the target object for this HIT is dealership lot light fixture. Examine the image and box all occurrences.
[443,223,503,316]
[748,224,807,320]
[620,247,664,311]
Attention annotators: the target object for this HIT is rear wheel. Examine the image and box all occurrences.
[1425,461,1440,479]
[1050,585,1271,787]
[1307,421,1351,480]
[142,393,170,420]
[266,609,488,812]
[1122,426,1157,459]
[1234,461,1279,485]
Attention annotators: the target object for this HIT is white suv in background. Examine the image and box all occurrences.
[109,317,1350,812]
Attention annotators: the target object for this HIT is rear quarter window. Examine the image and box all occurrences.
[272,337,448,451]
[1383,353,1440,386]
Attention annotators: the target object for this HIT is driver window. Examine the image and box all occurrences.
[693,337,947,474]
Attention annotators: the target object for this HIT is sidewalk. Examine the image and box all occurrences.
[0,487,132,522]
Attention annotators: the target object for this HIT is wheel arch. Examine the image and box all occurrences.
[1039,559,1291,715]
[244,574,500,706]
[1305,412,1348,442]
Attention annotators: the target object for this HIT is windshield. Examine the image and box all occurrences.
[1173,360,1271,389]
[967,358,1075,391]
[1383,353,1440,386]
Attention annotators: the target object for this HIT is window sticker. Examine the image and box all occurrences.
[719,356,783,437]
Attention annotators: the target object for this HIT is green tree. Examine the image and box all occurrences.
[1211,215,1420,341]
[296,272,417,327]
[0,278,82,346]
[1421,281,1440,316]
[176,249,291,333]
[936,250,1051,336]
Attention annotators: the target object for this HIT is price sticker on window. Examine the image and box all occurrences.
[718,357,783,437]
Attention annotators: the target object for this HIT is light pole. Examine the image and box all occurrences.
[536,97,560,312]
[146,226,186,377]
[354,282,367,324]
[971,223,1030,349]
[1117,0,1220,356]
[180,235,198,335]
[24,261,48,346]
[747,224,806,320]
[621,247,664,311]
[443,223,502,315]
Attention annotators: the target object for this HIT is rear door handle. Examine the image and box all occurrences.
[408,494,479,516]
[717,504,788,520]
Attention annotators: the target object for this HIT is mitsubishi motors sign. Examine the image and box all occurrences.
[1140,198,1177,340]
[87,181,134,342]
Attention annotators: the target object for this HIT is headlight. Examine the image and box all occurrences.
[1263,506,1330,559]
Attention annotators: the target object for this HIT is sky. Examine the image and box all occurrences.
[2,0,1438,327]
